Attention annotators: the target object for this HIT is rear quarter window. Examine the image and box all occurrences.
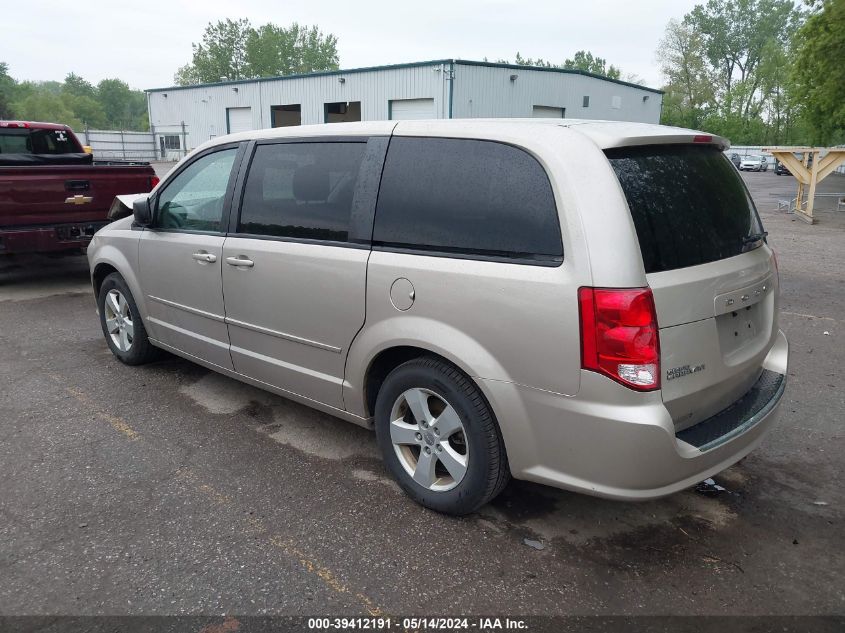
[0,128,80,154]
[373,137,562,263]
[606,145,764,274]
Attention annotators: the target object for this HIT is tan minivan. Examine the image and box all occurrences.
[87,119,788,515]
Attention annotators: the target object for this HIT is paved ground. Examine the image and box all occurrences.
[0,171,842,618]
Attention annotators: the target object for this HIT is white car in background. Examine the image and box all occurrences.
[740,155,769,172]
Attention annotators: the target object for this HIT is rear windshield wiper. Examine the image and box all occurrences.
[742,231,768,245]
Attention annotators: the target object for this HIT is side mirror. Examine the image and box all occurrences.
[132,196,153,227]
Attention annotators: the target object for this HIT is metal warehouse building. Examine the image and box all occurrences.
[146,59,664,159]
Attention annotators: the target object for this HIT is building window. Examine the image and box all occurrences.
[271,104,301,127]
[582,96,590,108]
[163,135,180,150]
[324,101,361,123]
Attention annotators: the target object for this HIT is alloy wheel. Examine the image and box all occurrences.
[104,289,134,352]
[389,388,469,491]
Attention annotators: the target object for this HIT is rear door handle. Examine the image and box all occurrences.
[226,256,254,268]
[192,252,217,263]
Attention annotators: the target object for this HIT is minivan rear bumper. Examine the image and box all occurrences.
[483,329,788,500]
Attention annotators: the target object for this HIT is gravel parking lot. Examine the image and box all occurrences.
[1,171,843,620]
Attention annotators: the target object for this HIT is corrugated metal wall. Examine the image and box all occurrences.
[78,129,156,160]
[452,63,662,122]
[147,61,663,152]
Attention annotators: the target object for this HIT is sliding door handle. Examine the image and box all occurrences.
[226,256,254,268]
[191,252,217,263]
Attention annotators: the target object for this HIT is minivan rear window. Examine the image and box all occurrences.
[606,145,764,274]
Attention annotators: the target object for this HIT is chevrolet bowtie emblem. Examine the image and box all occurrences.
[65,195,93,205]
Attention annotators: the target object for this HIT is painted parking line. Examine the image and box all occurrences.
[51,377,140,440]
[46,374,387,617]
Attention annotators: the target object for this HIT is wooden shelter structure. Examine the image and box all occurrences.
[764,147,845,224]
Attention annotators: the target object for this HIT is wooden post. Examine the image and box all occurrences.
[805,151,819,223]
[764,147,845,225]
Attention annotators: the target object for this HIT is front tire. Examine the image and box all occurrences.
[374,356,510,515]
[98,273,159,365]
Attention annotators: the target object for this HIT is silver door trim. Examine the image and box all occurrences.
[147,294,226,323]
[225,317,342,353]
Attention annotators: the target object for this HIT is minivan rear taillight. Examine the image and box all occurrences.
[578,287,660,391]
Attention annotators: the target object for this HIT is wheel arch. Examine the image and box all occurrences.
[88,244,150,328]
[346,318,512,420]
[92,262,119,299]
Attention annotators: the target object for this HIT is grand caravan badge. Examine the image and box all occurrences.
[666,364,706,381]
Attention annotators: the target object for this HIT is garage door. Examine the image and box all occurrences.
[390,98,436,120]
[532,105,565,118]
[227,107,253,134]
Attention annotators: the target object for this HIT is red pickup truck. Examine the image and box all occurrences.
[0,121,158,255]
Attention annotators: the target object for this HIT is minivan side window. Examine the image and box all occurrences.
[238,142,367,242]
[156,148,238,232]
[372,138,562,262]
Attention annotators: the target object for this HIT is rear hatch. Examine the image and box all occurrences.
[606,144,778,430]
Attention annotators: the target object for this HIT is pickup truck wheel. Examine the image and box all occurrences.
[374,356,510,515]
[98,273,158,365]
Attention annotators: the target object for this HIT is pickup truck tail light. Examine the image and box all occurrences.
[578,287,660,391]
[150,176,160,189]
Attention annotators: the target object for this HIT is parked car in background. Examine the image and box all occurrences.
[88,120,788,515]
[739,155,769,172]
[775,153,814,176]
[729,152,741,168]
[775,160,791,176]
[0,121,158,255]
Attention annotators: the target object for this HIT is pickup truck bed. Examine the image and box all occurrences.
[0,121,157,255]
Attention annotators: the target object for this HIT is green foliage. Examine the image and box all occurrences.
[0,64,149,131]
[564,51,622,79]
[659,0,813,145]
[246,23,339,77]
[175,19,340,85]
[0,62,14,118]
[658,19,715,129]
[11,91,82,129]
[496,50,624,80]
[790,0,845,144]
[96,78,147,129]
[684,0,799,121]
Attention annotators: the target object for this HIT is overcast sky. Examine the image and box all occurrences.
[6,0,702,91]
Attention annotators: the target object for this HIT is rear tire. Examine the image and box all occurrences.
[374,356,510,515]
[98,273,159,365]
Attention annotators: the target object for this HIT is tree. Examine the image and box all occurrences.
[1,65,148,131]
[790,0,845,144]
[246,23,339,77]
[684,0,799,117]
[97,78,147,129]
[174,19,340,85]
[63,73,96,99]
[11,91,82,129]
[0,62,14,118]
[563,50,622,79]
[184,18,252,84]
[658,19,716,128]
[495,50,624,79]
[655,0,814,145]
